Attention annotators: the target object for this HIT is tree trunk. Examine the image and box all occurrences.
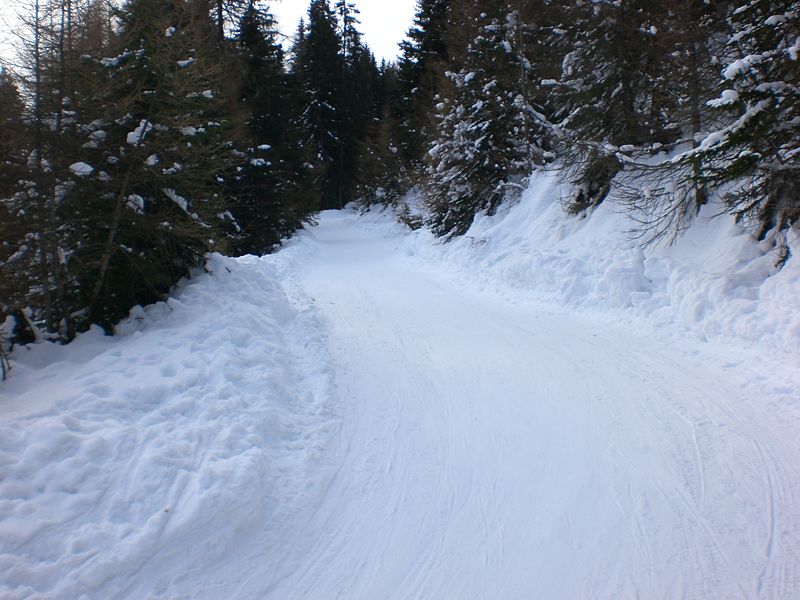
[89,117,151,319]
[217,0,224,42]
[686,10,707,212]
[32,0,53,333]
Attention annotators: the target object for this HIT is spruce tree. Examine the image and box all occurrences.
[691,0,800,241]
[355,63,410,206]
[425,1,550,237]
[292,0,343,209]
[334,0,378,208]
[229,0,317,254]
[555,0,677,212]
[609,0,733,242]
[290,0,379,209]
[395,0,450,170]
[66,0,235,329]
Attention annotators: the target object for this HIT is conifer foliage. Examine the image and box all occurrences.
[229,1,317,254]
[0,0,383,354]
[425,3,550,237]
[375,0,797,247]
[691,0,800,238]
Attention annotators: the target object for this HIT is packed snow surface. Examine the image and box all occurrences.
[2,196,800,598]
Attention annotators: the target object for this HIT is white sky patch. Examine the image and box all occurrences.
[1,1,417,64]
[0,1,22,64]
[272,0,416,62]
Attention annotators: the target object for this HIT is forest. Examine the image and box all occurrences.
[0,0,797,363]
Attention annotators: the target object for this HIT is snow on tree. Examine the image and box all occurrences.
[554,0,679,212]
[73,0,238,328]
[395,0,450,170]
[690,0,800,245]
[425,3,551,238]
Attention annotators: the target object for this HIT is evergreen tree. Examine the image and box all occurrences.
[355,62,410,206]
[334,0,378,207]
[230,0,318,254]
[356,111,407,206]
[690,0,800,241]
[606,0,733,242]
[555,0,678,212]
[291,0,379,209]
[292,0,343,209]
[63,0,236,329]
[425,1,550,237]
[661,0,731,210]
[395,0,450,170]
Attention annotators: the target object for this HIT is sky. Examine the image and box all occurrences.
[0,0,418,65]
[0,2,20,64]
[271,0,416,62]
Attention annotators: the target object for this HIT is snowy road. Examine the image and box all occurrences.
[2,209,799,599]
[242,211,800,599]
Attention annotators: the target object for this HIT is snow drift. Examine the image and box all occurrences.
[399,170,800,359]
[0,246,338,599]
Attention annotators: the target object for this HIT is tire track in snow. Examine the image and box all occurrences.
[242,210,800,600]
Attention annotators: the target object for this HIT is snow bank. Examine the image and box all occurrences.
[397,170,800,358]
[0,245,338,599]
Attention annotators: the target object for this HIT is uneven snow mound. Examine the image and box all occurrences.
[400,171,800,357]
[0,249,337,599]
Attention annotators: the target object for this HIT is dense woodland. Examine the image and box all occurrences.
[0,0,798,365]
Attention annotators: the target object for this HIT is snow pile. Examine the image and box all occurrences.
[398,170,800,357]
[0,247,338,599]
[69,162,93,176]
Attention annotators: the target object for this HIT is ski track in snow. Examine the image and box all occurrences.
[1,209,799,599]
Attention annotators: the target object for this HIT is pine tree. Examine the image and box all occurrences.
[395,0,450,170]
[691,0,800,241]
[292,0,343,209]
[64,0,236,329]
[229,0,318,254]
[425,2,549,237]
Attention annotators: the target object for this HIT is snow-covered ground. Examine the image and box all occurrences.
[0,248,339,599]
[398,171,800,359]
[1,179,799,598]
